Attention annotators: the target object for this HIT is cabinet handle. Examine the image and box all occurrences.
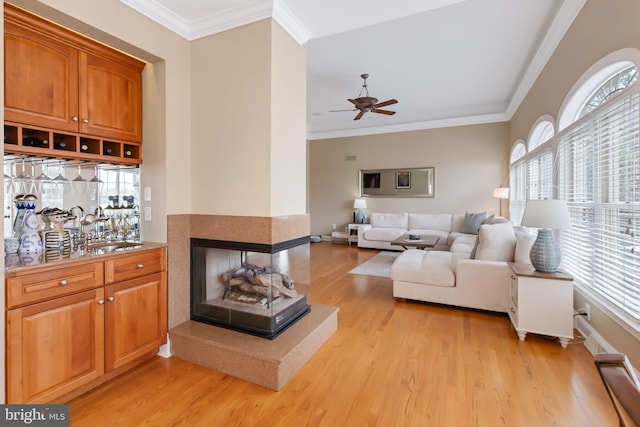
[59,279,68,286]
[108,296,115,302]
[98,299,105,305]
[137,264,144,268]
[72,116,79,122]
[82,118,89,123]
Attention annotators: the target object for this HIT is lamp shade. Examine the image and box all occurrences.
[492,187,510,199]
[521,199,572,229]
[353,199,367,209]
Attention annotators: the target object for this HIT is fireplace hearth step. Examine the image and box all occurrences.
[169,303,338,390]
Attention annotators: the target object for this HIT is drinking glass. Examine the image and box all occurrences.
[33,159,51,195]
[71,163,88,194]
[51,161,70,192]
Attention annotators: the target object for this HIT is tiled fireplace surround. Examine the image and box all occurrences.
[166,214,338,390]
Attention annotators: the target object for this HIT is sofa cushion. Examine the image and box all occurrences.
[450,234,476,256]
[390,250,455,287]
[408,213,452,232]
[451,214,465,233]
[370,212,408,229]
[514,226,538,264]
[460,211,488,234]
[362,227,405,242]
[475,221,516,261]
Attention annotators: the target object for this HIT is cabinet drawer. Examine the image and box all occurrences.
[6,262,104,308]
[105,248,166,284]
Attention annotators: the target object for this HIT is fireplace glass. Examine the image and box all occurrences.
[191,238,310,339]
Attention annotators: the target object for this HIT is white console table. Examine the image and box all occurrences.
[507,262,574,348]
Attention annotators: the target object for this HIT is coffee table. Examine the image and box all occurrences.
[390,235,439,250]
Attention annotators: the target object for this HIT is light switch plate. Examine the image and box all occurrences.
[144,187,151,201]
[144,207,151,221]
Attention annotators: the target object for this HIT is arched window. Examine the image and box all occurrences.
[510,142,526,163]
[556,49,640,323]
[528,119,555,152]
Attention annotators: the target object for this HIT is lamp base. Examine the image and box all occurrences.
[355,209,364,224]
[529,228,561,273]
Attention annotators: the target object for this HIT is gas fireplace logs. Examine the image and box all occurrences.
[221,263,297,306]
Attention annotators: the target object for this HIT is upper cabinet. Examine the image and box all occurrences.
[79,52,142,142]
[4,4,144,162]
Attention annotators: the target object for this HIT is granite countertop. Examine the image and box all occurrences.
[4,241,167,274]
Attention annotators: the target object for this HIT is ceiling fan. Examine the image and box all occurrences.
[330,74,398,120]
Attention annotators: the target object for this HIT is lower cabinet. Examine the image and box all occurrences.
[5,247,167,403]
[7,288,105,404]
[105,272,167,371]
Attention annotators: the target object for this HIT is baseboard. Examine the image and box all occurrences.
[574,312,617,354]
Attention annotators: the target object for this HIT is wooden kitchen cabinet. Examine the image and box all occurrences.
[105,272,167,371]
[4,17,79,132]
[5,246,167,403]
[6,288,105,404]
[4,4,144,160]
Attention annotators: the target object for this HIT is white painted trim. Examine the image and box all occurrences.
[273,0,311,45]
[504,0,586,119]
[575,285,640,341]
[189,1,273,41]
[307,112,509,140]
[119,0,193,39]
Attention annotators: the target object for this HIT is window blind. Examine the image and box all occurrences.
[510,161,527,225]
[558,89,640,321]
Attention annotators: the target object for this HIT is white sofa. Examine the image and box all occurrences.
[390,220,537,313]
[357,212,469,251]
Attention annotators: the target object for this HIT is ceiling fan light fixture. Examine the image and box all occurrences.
[331,73,398,120]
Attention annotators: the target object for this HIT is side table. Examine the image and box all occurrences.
[347,223,364,247]
[507,262,574,348]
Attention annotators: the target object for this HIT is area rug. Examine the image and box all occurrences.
[349,251,400,278]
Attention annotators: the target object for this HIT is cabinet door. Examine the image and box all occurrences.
[79,52,142,142]
[105,272,167,371]
[7,288,105,404]
[4,21,79,131]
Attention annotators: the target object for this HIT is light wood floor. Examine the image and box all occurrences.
[69,242,618,426]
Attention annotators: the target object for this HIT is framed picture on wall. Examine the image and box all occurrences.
[396,171,411,189]
[363,172,381,189]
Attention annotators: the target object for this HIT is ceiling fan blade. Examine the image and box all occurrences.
[329,109,357,112]
[372,109,396,115]
[374,99,398,108]
[354,110,366,120]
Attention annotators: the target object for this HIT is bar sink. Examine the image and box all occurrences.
[86,241,143,251]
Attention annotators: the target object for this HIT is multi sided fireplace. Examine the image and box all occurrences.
[190,237,311,339]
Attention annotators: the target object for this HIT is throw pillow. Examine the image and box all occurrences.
[460,211,488,234]
[474,221,516,261]
[484,214,496,224]
[514,226,538,264]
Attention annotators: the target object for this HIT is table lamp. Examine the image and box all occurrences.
[521,199,572,272]
[353,198,367,223]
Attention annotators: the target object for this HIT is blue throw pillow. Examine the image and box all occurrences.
[460,211,488,235]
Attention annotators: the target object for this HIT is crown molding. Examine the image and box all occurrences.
[273,0,311,45]
[504,0,586,119]
[120,0,310,43]
[307,112,510,140]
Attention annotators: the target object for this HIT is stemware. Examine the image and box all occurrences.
[51,161,70,192]
[71,163,88,194]
[33,159,51,194]
[87,164,103,200]
[14,156,35,194]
